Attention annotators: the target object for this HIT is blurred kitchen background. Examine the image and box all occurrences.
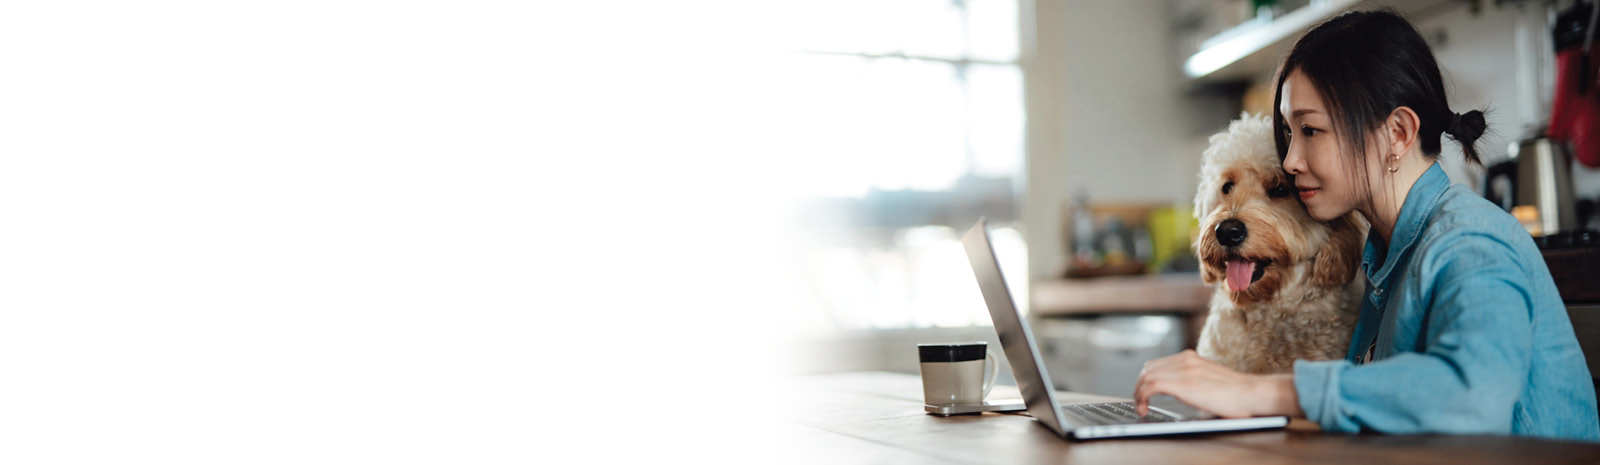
[778,0,1600,397]
[18,2,1600,459]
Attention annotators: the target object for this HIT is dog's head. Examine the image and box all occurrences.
[1194,113,1364,305]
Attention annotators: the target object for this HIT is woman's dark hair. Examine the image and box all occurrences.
[1271,9,1488,178]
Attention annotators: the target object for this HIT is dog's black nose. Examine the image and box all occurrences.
[1215,219,1248,247]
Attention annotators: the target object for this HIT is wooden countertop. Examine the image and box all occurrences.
[1032,273,1212,316]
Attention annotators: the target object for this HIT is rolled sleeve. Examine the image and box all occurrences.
[1295,358,1359,432]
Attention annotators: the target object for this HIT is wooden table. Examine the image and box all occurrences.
[794,372,1600,465]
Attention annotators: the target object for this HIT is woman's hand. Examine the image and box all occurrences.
[1132,350,1304,418]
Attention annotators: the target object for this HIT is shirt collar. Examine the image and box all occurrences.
[1361,162,1450,286]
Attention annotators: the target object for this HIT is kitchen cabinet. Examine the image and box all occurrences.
[1182,0,1460,84]
[1031,273,1212,345]
[1550,246,1600,379]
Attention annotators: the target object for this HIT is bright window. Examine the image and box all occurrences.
[777,0,1027,330]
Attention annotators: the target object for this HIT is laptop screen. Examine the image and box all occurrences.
[961,219,1068,435]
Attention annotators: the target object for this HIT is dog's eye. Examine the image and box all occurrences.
[1268,184,1290,198]
[1222,182,1234,195]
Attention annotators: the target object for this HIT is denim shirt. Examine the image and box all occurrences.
[1293,163,1600,441]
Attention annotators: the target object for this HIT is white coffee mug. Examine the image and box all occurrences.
[917,342,998,406]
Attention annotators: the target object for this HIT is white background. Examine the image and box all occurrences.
[0,1,796,462]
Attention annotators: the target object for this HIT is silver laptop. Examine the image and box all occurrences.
[962,219,1288,440]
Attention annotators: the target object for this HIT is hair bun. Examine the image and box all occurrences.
[1447,110,1486,143]
[1447,109,1487,165]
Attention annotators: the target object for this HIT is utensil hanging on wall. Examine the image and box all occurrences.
[1550,1,1600,167]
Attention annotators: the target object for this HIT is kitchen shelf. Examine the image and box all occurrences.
[1184,0,1460,83]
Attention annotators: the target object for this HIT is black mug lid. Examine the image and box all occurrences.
[918,343,987,363]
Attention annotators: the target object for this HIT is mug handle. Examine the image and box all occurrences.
[982,351,999,400]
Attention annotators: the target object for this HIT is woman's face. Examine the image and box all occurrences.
[1278,69,1369,221]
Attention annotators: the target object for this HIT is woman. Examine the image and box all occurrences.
[1133,10,1600,441]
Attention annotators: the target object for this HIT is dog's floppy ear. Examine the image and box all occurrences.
[1193,207,1221,285]
[1310,212,1366,287]
[1193,176,1216,223]
[1192,150,1220,287]
[1199,250,1221,284]
[1193,146,1223,222]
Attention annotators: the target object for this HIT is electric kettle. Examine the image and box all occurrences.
[1508,137,1578,236]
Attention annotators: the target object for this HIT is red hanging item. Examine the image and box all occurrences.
[1550,2,1600,167]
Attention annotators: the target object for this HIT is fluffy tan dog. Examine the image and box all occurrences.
[1192,114,1365,375]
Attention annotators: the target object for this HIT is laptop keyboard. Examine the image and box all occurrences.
[1061,402,1180,425]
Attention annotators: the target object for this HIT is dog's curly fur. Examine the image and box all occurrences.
[1192,114,1365,375]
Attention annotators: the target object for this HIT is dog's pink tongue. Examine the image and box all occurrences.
[1226,259,1255,292]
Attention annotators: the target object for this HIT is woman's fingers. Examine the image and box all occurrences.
[1134,352,1186,412]
[1134,350,1213,416]
[1133,360,1181,416]
[1139,350,1193,378]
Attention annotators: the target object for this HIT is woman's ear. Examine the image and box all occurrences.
[1385,106,1422,158]
[1310,212,1365,287]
